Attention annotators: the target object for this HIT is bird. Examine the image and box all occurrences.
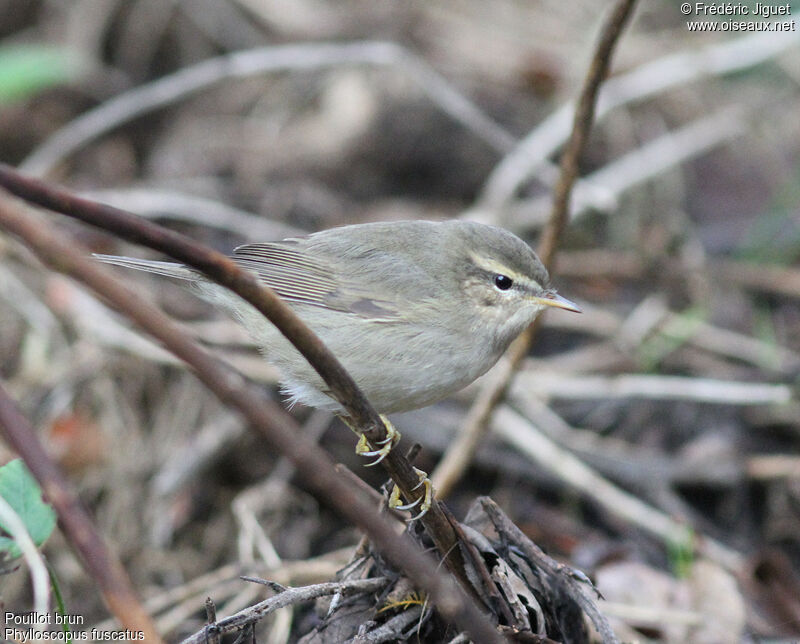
[96,219,580,515]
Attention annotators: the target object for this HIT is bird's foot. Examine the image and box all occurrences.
[389,468,433,521]
[355,415,400,467]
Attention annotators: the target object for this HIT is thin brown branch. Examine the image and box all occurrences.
[432,0,638,498]
[0,384,164,643]
[540,0,638,267]
[203,598,219,644]
[0,188,504,644]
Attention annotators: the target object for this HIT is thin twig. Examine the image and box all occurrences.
[203,598,220,644]
[181,578,388,644]
[747,455,800,480]
[21,41,515,176]
[480,26,800,208]
[88,548,351,634]
[492,406,744,572]
[511,372,791,405]
[432,0,638,498]
[541,0,639,267]
[80,188,305,240]
[0,188,503,644]
[497,106,745,229]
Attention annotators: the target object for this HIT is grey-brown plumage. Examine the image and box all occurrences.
[96,220,578,413]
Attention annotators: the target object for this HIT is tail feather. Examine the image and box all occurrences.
[93,254,197,281]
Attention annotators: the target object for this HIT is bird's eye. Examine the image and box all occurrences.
[494,274,513,290]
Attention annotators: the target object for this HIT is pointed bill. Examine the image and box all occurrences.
[532,291,582,313]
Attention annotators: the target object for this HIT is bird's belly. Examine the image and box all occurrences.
[350,357,488,412]
[238,303,501,414]
[299,326,500,413]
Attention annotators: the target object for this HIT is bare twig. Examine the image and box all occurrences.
[21,41,515,176]
[182,578,388,644]
[492,406,744,572]
[0,384,164,643]
[446,634,470,644]
[203,598,220,644]
[498,106,745,229]
[747,455,800,480]
[511,372,791,406]
[551,255,800,372]
[432,0,638,498]
[88,548,352,634]
[80,188,305,240]
[480,26,800,209]
[0,187,503,644]
[541,0,638,266]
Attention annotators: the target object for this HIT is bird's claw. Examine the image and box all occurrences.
[355,416,400,467]
[389,468,433,521]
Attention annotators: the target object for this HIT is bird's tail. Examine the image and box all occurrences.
[93,254,198,281]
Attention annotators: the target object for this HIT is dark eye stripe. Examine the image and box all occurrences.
[494,274,513,290]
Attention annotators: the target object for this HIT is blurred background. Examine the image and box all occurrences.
[1,1,799,641]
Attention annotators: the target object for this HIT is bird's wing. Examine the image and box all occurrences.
[232,242,400,320]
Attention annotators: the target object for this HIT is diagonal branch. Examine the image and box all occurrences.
[539,0,639,268]
[432,0,639,497]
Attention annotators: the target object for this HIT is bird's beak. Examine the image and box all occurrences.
[532,291,582,313]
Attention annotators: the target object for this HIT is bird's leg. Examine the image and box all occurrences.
[339,414,432,520]
[388,468,433,521]
[340,414,401,466]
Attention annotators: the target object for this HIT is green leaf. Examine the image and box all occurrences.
[0,459,57,560]
[0,45,80,103]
